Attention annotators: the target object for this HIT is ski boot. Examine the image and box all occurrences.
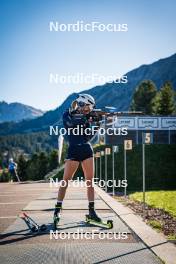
[85,210,113,229]
[53,204,62,230]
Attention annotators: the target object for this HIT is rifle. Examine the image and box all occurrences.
[88,108,143,122]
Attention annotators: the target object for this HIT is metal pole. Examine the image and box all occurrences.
[112,147,115,196]
[142,142,145,209]
[168,129,171,144]
[100,155,102,182]
[136,129,139,144]
[105,153,107,192]
[103,115,106,145]
[124,148,127,197]
[96,157,98,180]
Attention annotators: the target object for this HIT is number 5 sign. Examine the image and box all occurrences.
[124,140,132,150]
[143,133,153,144]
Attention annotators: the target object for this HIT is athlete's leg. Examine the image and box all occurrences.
[57,160,79,201]
[81,157,94,201]
[54,160,79,219]
[82,157,101,222]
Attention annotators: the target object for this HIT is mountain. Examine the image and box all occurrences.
[0,101,44,123]
[0,53,175,135]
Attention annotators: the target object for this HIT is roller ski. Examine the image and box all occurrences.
[85,210,113,229]
[20,212,47,233]
[53,203,62,230]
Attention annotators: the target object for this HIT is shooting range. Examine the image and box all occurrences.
[94,115,176,204]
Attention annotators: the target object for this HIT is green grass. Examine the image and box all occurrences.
[147,220,162,232]
[129,191,176,217]
[167,234,176,240]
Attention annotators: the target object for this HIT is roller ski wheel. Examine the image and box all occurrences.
[107,220,113,229]
[31,225,47,232]
[31,225,38,232]
[53,214,61,230]
[40,224,47,231]
[53,204,62,230]
[85,215,113,229]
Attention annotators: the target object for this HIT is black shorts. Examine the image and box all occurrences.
[66,143,93,162]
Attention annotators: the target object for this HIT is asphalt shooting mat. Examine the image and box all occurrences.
[0,242,162,264]
[0,183,162,264]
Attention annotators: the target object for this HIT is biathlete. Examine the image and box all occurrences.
[53,93,101,226]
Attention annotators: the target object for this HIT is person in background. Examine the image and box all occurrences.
[8,158,20,182]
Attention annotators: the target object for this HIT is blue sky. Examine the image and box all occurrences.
[0,0,176,110]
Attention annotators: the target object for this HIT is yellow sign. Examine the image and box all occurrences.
[144,133,152,144]
[95,152,100,158]
[105,148,111,155]
[124,140,132,150]
[96,152,101,158]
